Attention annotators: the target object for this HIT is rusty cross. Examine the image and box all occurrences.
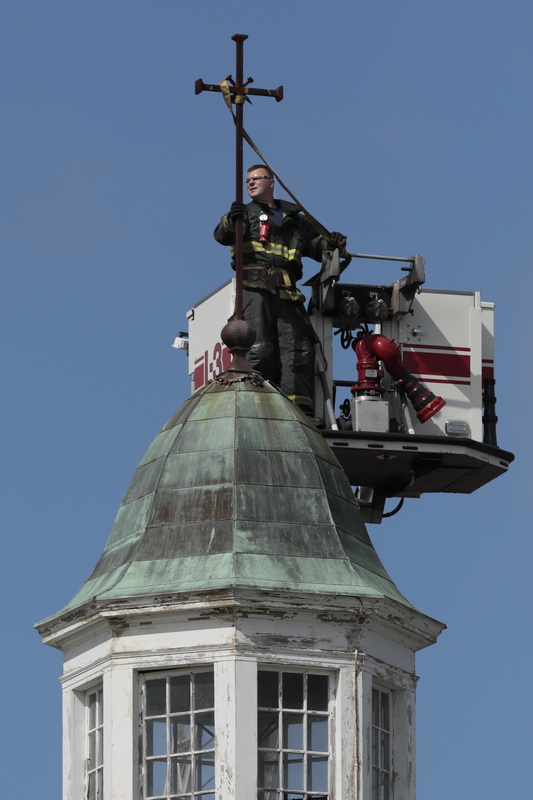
[195,34,283,320]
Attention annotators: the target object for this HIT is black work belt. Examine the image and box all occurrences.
[242,266,295,289]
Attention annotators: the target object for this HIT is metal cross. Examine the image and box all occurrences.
[195,34,283,320]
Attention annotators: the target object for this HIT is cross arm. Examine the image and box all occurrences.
[195,79,283,102]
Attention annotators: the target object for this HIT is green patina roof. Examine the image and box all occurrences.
[43,373,412,624]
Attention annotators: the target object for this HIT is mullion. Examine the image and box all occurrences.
[166,677,171,797]
[190,675,197,796]
[278,673,283,793]
[279,674,305,794]
[283,674,307,795]
[303,674,308,795]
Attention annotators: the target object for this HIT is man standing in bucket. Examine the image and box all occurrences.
[214,164,347,417]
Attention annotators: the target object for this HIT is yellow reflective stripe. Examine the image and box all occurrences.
[269,244,299,259]
[242,241,300,260]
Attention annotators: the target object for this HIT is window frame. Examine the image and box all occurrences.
[371,684,393,800]
[257,666,334,800]
[140,667,216,800]
[84,684,104,800]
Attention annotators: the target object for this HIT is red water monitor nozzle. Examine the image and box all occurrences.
[353,334,446,423]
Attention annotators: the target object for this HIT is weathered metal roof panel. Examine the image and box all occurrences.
[158,449,235,489]
[40,374,414,626]
[105,494,153,547]
[315,456,358,499]
[121,457,167,504]
[138,425,182,467]
[236,388,299,420]
[236,417,312,453]
[57,565,131,613]
[323,491,372,544]
[187,388,238,420]
[86,530,142,577]
[97,553,236,597]
[301,423,341,465]
[231,554,388,596]
[334,528,394,581]
[235,450,323,488]
[133,521,235,561]
[160,395,202,431]
[149,485,234,525]
[235,522,346,559]
[170,415,236,453]
[236,485,332,526]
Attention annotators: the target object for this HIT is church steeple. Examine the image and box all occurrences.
[37,372,443,799]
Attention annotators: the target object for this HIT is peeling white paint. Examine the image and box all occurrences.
[45,591,443,799]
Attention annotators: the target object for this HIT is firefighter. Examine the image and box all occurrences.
[214,164,346,417]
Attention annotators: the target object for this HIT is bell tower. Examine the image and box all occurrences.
[36,369,443,800]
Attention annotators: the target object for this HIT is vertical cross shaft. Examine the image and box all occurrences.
[232,34,247,318]
[195,34,283,320]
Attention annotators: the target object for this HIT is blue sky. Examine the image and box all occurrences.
[2,1,531,796]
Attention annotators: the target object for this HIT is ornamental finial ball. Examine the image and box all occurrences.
[221,319,256,352]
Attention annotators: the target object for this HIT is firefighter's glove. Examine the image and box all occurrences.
[229,202,246,223]
[326,232,347,254]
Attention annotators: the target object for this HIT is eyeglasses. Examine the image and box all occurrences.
[245,175,272,184]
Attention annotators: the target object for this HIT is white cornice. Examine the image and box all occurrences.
[38,586,445,653]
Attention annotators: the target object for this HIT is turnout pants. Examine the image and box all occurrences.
[243,288,317,411]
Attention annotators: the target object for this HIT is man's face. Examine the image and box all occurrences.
[246,169,274,204]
